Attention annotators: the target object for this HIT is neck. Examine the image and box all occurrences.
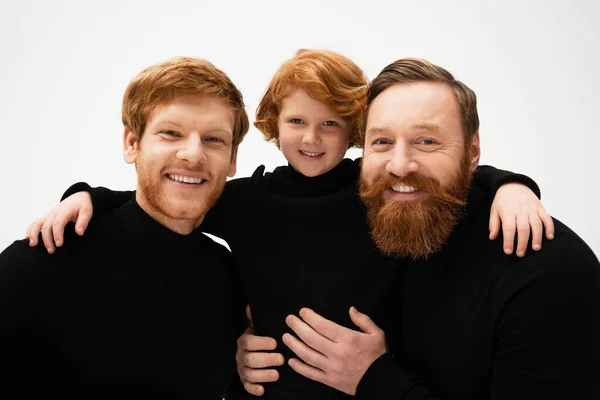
[135,191,205,235]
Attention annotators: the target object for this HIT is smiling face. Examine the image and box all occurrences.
[360,81,480,258]
[362,81,479,196]
[277,89,351,177]
[123,94,237,234]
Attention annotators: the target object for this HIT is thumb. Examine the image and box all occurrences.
[489,207,500,240]
[349,306,382,336]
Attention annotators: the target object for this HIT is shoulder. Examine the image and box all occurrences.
[490,218,600,314]
[526,218,599,280]
[0,239,41,266]
[0,239,54,287]
[219,172,258,199]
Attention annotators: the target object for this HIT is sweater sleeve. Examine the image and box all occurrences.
[61,182,133,215]
[356,354,445,400]
[357,230,600,399]
[473,165,541,199]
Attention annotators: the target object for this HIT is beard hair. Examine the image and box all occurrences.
[136,158,226,224]
[360,151,473,260]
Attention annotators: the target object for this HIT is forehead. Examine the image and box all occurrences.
[279,88,340,117]
[149,94,235,131]
[366,82,461,135]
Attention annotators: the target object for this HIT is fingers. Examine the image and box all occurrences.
[74,205,93,236]
[348,307,384,337]
[26,218,46,247]
[239,350,284,369]
[237,330,278,352]
[41,214,58,254]
[282,332,327,370]
[529,213,544,252]
[489,207,500,240]
[296,308,346,342]
[242,380,265,397]
[52,211,75,247]
[286,313,334,353]
[539,208,555,240]
[239,364,280,383]
[235,326,282,397]
[501,217,516,255]
[288,357,326,385]
[515,213,531,258]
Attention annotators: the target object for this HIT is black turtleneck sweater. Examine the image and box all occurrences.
[0,196,244,399]
[356,184,600,399]
[59,160,540,400]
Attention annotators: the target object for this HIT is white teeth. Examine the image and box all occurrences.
[300,150,324,157]
[168,174,205,184]
[391,184,417,193]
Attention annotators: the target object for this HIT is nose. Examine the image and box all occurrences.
[302,126,322,145]
[177,135,207,165]
[386,143,418,177]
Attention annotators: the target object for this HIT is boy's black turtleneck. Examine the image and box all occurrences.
[57,160,541,400]
[267,158,359,198]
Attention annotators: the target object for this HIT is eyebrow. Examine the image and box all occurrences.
[412,122,441,133]
[156,121,232,135]
[204,126,233,135]
[279,111,344,121]
[366,126,391,136]
[161,120,183,128]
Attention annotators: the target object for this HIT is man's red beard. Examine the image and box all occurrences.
[136,159,226,224]
[360,153,473,260]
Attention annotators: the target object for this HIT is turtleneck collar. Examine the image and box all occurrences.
[117,193,207,250]
[265,158,360,198]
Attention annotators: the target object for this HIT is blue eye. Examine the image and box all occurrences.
[160,130,181,137]
[290,118,304,124]
[373,138,392,145]
[419,139,437,145]
[323,120,337,127]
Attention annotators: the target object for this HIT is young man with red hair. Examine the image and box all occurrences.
[0,56,249,398]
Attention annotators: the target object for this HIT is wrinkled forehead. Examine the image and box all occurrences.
[365,83,462,138]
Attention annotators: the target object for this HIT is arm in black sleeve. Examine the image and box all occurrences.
[489,230,600,399]
[473,165,541,199]
[356,354,445,400]
[60,182,133,216]
[357,229,600,399]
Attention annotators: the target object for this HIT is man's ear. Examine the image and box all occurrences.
[469,132,481,173]
[123,127,139,164]
[228,146,238,177]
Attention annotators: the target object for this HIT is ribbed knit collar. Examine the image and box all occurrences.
[117,193,207,250]
[266,158,360,198]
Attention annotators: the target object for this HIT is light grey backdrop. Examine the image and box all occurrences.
[1,0,598,255]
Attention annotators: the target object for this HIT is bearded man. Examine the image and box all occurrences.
[281,58,600,399]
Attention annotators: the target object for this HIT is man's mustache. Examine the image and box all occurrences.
[360,173,465,207]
